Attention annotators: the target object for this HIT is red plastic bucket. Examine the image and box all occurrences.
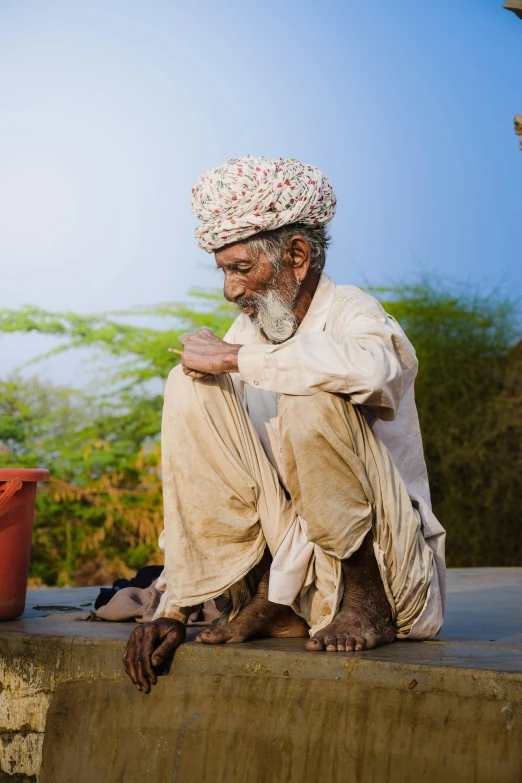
[0,468,50,621]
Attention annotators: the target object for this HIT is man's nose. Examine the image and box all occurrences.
[223,276,246,303]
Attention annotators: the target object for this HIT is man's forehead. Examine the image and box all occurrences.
[215,242,256,267]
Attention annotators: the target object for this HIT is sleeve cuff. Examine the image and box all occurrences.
[153,608,188,624]
[237,344,272,390]
[152,591,196,624]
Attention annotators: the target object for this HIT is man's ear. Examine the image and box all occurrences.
[284,235,311,279]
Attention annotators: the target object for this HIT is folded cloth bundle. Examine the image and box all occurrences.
[92,579,219,625]
[94,565,164,609]
[93,579,165,623]
[81,567,221,626]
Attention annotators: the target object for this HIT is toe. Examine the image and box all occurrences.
[197,627,228,645]
[305,637,325,651]
[336,635,346,652]
[354,636,366,651]
[345,636,357,651]
[324,634,337,652]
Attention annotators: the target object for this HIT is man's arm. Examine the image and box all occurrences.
[179,312,417,421]
[236,311,411,419]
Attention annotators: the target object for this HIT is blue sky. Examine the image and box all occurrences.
[0,0,520,381]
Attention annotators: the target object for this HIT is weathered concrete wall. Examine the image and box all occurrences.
[1,631,521,783]
[2,571,522,782]
[41,669,522,783]
[0,634,124,782]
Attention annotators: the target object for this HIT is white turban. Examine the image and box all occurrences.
[191,155,337,252]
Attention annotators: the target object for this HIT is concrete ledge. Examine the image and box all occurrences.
[1,569,521,782]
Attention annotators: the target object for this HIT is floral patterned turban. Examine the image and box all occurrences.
[191,155,337,252]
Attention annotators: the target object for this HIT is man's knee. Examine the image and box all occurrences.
[164,365,210,416]
[164,366,234,416]
[165,364,193,399]
[279,392,340,446]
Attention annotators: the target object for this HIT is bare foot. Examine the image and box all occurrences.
[305,599,395,652]
[196,572,309,644]
[306,532,396,652]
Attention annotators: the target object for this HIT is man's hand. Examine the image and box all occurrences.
[179,328,241,378]
[123,618,186,694]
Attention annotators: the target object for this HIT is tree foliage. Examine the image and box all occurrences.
[0,291,235,585]
[0,281,520,584]
[375,280,521,567]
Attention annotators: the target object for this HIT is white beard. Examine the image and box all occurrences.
[251,288,298,343]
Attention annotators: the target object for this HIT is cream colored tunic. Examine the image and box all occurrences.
[234,273,431,502]
[154,273,446,638]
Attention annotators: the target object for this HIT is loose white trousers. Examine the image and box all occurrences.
[154,367,444,639]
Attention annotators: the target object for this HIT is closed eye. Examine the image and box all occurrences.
[217,264,253,274]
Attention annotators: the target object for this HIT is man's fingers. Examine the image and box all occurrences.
[178,328,234,378]
[134,655,150,693]
[123,627,143,688]
[150,638,174,668]
[151,626,185,668]
[140,630,159,688]
[183,368,210,378]
[180,327,214,347]
[122,644,132,676]
[133,626,156,691]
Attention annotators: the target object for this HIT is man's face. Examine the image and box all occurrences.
[215,242,300,343]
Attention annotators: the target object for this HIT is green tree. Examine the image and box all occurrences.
[375,280,521,566]
[0,291,235,584]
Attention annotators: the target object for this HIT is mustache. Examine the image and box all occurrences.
[236,294,262,311]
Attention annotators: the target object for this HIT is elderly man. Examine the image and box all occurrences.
[124,156,446,693]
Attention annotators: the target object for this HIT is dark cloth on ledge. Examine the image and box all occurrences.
[94,566,164,610]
